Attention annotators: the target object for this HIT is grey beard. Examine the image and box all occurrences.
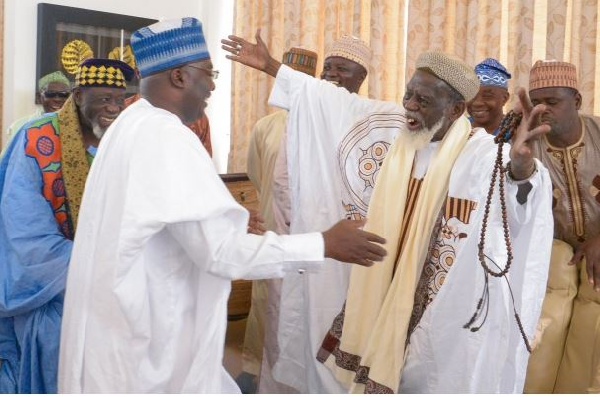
[406,117,446,150]
[92,122,106,140]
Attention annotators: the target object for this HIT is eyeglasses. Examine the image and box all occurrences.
[42,91,70,99]
[185,65,219,80]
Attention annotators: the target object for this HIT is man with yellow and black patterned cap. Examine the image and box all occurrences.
[0,58,133,393]
[224,31,555,392]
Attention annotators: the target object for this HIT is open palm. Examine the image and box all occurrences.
[221,29,272,71]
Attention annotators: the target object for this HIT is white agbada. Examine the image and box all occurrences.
[57,99,325,393]
[398,133,553,392]
[317,127,553,393]
[268,65,402,392]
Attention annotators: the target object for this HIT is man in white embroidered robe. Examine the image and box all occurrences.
[274,40,401,393]
[315,55,554,393]
[222,35,554,393]
[227,34,399,392]
[269,36,400,393]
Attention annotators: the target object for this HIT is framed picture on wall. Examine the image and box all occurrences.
[36,3,157,102]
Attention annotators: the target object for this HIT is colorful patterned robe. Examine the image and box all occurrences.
[0,97,91,393]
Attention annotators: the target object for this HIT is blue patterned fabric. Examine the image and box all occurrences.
[131,17,210,77]
[0,117,73,393]
[474,58,511,89]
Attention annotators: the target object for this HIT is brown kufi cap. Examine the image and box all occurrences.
[282,47,318,77]
[529,60,578,92]
[416,51,480,102]
[325,35,371,72]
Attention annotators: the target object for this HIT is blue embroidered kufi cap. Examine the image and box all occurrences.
[131,17,210,77]
[474,58,511,89]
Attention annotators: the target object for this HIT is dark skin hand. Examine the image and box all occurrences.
[249,215,386,266]
[248,214,386,266]
[570,235,600,292]
[224,30,387,267]
[509,87,551,180]
[512,88,600,289]
[223,31,546,182]
[247,212,386,267]
[221,29,281,77]
[322,219,387,267]
[247,209,267,235]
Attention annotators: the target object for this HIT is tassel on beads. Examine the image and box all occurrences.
[465,111,532,353]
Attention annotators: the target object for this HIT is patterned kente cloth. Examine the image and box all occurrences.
[23,96,92,236]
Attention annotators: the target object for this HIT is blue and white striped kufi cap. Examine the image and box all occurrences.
[474,58,511,89]
[131,17,210,77]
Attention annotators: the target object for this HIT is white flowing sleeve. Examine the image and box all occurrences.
[504,158,550,225]
[502,158,553,392]
[123,114,323,281]
[268,64,383,143]
[168,221,323,280]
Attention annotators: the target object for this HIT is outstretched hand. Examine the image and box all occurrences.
[508,87,551,180]
[322,219,387,267]
[247,209,266,235]
[221,29,280,76]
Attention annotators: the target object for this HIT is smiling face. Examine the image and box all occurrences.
[40,81,71,113]
[320,56,367,94]
[180,59,216,124]
[467,85,509,133]
[73,86,126,139]
[402,70,464,142]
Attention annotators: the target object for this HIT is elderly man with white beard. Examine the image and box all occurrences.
[223,32,554,393]
[0,58,133,393]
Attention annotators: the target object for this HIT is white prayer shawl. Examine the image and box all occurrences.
[57,99,324,393]
[268,65,402,392]
[397,131,553,393]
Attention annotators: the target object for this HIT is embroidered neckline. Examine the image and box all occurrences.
[543,116,585,151]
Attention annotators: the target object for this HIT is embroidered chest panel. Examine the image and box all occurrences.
[541,134,600,246]
[339,112,403,219]
[408,195,478,336]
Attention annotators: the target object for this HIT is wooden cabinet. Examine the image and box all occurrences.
[222,173,259,212]
[220,173,257,320]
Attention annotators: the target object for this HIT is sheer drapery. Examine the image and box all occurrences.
[229,0,408,172]
[230,0,599,172]
[405,0,599,111]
